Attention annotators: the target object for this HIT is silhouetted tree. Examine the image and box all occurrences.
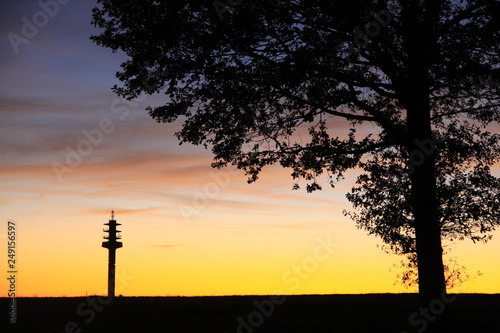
[91,1,500,331]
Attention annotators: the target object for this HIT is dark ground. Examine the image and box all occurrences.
[1,294,498,332]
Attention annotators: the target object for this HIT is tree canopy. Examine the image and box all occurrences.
[91,1,499,328]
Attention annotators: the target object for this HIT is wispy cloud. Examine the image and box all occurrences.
[151,244,186,249]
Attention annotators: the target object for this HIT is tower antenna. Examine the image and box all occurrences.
[102,210,122,299]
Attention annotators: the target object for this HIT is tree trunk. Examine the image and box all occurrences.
[406,84,451,332]
[408,148,451,332]
[402,3,452,331]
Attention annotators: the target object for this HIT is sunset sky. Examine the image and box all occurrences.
[0,1,499,297]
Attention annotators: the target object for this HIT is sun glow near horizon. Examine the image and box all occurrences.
[1,159,499,297]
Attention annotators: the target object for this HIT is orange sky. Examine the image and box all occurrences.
[0,1,499,297]
[1,137,499,297]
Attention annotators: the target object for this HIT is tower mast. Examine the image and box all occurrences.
[102,210,123,298]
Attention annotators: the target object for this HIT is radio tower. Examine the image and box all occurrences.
[102,210,123,299]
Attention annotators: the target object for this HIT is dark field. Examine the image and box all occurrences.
[1,294,498,333]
